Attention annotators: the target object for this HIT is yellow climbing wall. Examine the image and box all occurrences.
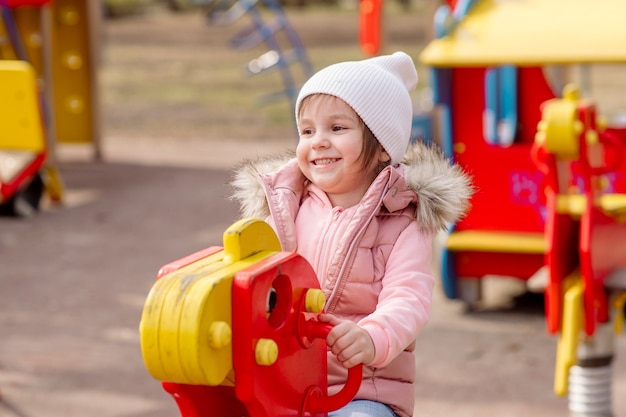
[47,0,99,145]
[0,1,100,147]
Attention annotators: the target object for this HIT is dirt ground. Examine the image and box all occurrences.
[1,4,626,417]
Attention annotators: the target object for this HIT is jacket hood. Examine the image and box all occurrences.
[229,141,473,233]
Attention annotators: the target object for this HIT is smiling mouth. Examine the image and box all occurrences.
[313,158,340,166]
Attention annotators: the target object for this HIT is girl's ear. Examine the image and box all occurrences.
[378,145,391,163]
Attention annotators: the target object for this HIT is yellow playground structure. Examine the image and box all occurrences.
[0,0,100,216]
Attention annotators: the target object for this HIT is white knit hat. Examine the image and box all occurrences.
[295,51,418,165]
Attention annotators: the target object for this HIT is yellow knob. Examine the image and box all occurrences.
[28,33,42,49]
[64,52,83,70]
[573,120,584,136]
[537,120,547,133]
[60,7,80,26]
[208,321,232,350]
[535,131,546,145]
[586,130,599,146]
[255,338,278,366]
[563,84,580,102]
[66,95,84,114]
[305,289,325,313]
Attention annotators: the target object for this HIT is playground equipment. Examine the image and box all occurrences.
[0,0,100,215]
[358,0,383,56]
[140,218,362,417]
[532,85,626,416]
[419,0,626,415]
[420,0,626,306]
[194,0,313,110]
[188,0,431,140]
[0,59,47,216]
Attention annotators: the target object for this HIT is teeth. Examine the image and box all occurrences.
[314,158,337,165]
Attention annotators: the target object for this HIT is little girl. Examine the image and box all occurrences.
[230,51,473,417]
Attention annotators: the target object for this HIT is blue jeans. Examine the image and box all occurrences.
[329,400,399,417]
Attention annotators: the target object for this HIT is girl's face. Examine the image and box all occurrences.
[296,95,389,208]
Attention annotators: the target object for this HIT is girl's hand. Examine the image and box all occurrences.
[318,313,375,369]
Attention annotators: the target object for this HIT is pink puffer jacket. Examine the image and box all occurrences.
[230,142,472,417]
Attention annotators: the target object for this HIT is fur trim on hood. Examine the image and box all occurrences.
[401,141,473,232]
[229,142,473,233]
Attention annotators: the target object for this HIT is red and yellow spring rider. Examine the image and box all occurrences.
[139,218,362,417]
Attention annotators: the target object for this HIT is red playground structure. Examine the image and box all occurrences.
[420,0,626,415]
